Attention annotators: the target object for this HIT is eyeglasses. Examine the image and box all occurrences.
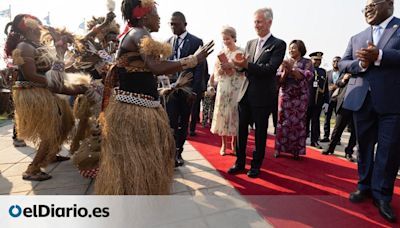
[361,0,386,13]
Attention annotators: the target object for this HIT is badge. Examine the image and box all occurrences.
[313,81,318,88]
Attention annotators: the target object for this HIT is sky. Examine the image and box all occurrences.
[1,0,400,70]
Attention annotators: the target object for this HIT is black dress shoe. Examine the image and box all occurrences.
[227,165,245,174]
[345,153,355,162]
[322,149,334,155]
[349,189,372,203]
[320,138,330,142]
[247,169,260,178]
[310,142,322,149]
[189,131,197,136]
[175,158,184,167]
[177,154,185,165]
[373,199,397,223]
[174,151,185,167]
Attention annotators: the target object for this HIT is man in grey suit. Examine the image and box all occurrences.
[321,56,342,143]
[228,7,286,178]
[339,0,400,223]
[321,73,356,162]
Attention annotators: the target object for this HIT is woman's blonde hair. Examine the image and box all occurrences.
[221,26,237,42]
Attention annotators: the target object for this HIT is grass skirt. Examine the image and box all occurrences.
[95,98,175,195]
[13,88,74,166]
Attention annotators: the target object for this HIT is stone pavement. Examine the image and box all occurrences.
[0,122,273,227]
[2,117,395,227]
[0,117,360,196]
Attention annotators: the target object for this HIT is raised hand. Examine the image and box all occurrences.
[175,71,193,87]
[194,40,214,63]
[103,12,116,25]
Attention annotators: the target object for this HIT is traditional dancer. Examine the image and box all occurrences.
[4,14,93,181]
[69,10,119,157]
[95,0,213,194]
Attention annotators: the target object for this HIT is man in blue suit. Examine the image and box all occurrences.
[166,11,206,167]
[339,0,400,223]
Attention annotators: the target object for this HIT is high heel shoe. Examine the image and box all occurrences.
[219,147,226,156]
[274,151,280,158]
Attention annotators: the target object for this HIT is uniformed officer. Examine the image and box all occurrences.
[306,52,329,149]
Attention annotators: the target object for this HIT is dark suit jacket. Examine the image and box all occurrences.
[167,32,205,94]
[335,73,349,113]
[308,67,329,107]
[326,69,340,101]
[238,35,286,107]
[339,17,400,114]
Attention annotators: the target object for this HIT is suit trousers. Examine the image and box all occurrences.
[189,93,202,133]
[235,98,271,170]
[354,93,400,202]
[307,105,322,143]
[327,108,356,154]
[324,100,337,139]
[166,90,193,151]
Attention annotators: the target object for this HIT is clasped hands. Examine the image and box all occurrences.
[232,53,248,69]
[280,59,294,77]
[356,41,379,69]
[279,59,303,80]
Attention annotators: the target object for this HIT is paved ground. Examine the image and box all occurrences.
[2,116,399,227]
[0,116,356,195]
[0,121,274,227]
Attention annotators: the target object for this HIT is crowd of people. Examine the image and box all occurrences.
[1,0,399,223]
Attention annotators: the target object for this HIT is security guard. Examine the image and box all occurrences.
[307,52,329,149]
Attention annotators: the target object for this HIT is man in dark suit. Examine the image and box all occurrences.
[228,7,286,178]
[321,73,356,162]
[306,52,329,149]
[189,62,209,136]
[321,56,342,143]
[339,0,400,223]
[166,11,206,167]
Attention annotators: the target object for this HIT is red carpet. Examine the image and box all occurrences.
[187,125,400,228]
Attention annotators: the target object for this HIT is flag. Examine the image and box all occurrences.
[78,21,85,30]
[0,8,10,18]
[43,14,50,25]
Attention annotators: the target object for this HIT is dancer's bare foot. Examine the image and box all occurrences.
[22,171,52,181]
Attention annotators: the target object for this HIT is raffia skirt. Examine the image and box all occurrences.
[12,88,74,166]
[95,98,175,195]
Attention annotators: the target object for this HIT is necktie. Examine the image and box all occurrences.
[254,39,264,60]
[174,37,180,59]
[373,26,383,46]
